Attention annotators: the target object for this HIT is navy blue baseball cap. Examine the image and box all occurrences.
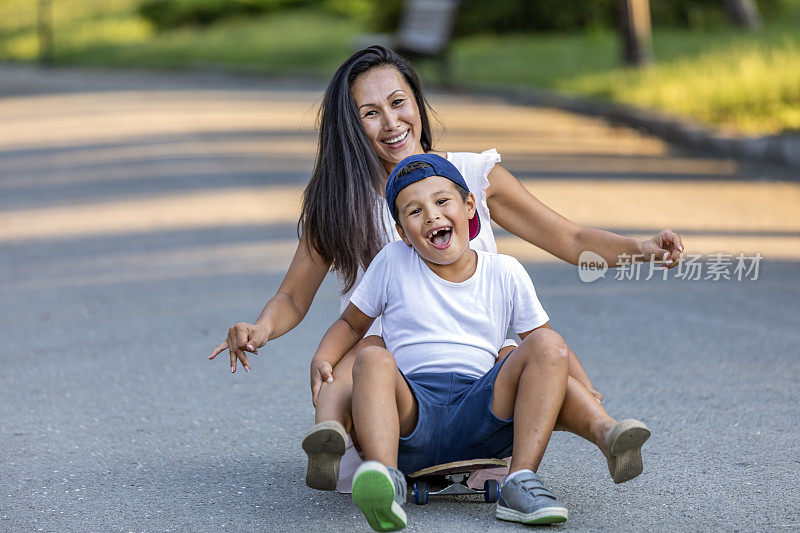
[385,153,481,240]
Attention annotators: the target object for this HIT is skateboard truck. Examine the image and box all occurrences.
[407,458,506,505]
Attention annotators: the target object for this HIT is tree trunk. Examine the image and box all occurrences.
[37,0,54,65]
[724,0,762,31]
[619,0,652,67]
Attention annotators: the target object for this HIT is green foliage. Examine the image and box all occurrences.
[322,0,377,23]
[652,0,787,28]
[452,17,800,134]
[54,10,361,77]
[454,0,614,34]
[563,34,800,134]
[358,0,786,35]
[1,0,797,134]
[321,0,402,30]
[137,0,311,30]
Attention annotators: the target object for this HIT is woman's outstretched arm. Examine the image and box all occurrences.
[209,235,330,373]
[485,164,683,267]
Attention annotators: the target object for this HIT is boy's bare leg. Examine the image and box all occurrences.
[351,346,417,468]
[491,328,570,474]
[315,335,385,431]
[318,335,616,460]
[499,338,615,455]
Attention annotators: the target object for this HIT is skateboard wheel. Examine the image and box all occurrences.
[412,481,429,505]
[484,479,499,502]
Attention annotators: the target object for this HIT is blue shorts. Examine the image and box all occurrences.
[396,355,514,474]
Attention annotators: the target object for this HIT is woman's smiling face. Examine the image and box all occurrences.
[350,66,424,172]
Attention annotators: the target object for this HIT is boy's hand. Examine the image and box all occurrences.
[310,359,334,407]
[590,389,604,403]
[208,322,271,373]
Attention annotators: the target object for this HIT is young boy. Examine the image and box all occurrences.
[305,154,642,531]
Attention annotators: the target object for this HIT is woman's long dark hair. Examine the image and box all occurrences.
[298,45,435,292]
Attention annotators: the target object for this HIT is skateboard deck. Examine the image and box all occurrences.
[407,458,507,505]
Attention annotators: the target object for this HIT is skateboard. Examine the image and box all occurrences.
[407,458,507,505]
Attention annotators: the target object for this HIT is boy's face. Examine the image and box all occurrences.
[394,175,476,267]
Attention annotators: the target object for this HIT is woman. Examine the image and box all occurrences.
[209,46,683,490]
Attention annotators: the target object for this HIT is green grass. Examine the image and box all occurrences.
[0,1,360,76]
[0,0,151,58]
[452,18,800,135]
[59,13,360,76]
[1,0,798,134]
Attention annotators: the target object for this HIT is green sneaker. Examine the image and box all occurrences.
[352,461,407,532]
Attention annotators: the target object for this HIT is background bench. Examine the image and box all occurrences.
[354,0,460,81]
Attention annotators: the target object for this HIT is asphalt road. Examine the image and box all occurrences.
[1,65,798,532]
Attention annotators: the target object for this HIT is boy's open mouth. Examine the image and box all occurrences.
[427,226,452,250]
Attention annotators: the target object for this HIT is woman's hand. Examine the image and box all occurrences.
[639,228,684,269]
[310,358,334,407]
[208,322,272,373]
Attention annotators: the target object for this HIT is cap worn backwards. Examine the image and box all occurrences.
[385,153,481,240]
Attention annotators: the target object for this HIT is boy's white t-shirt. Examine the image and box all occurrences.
[349,241,549,379]
[337,149,502,337]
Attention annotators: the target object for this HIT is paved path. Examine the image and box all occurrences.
[1,65,798,532]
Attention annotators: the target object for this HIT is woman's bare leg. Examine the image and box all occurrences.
[556,372,650,484]
[304,336,384,490]
[556,376,617,456]
[314,335,384,432]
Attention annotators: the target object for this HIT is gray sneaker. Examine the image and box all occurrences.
[352,461,407,532]
[496,471,568,525]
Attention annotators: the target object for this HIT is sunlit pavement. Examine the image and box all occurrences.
[1,65,798,532]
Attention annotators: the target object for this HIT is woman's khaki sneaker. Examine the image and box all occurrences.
[604,419,651,484]
[302,420,347,490]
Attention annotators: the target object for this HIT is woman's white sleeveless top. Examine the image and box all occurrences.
[336,149,502,336]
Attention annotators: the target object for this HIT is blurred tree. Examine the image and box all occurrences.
[135,0,776,34]
[724,0,762,29]
[619,0,652,66]
[363,0,778,35]
[37,0,54,65]
[138,0,311,30]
